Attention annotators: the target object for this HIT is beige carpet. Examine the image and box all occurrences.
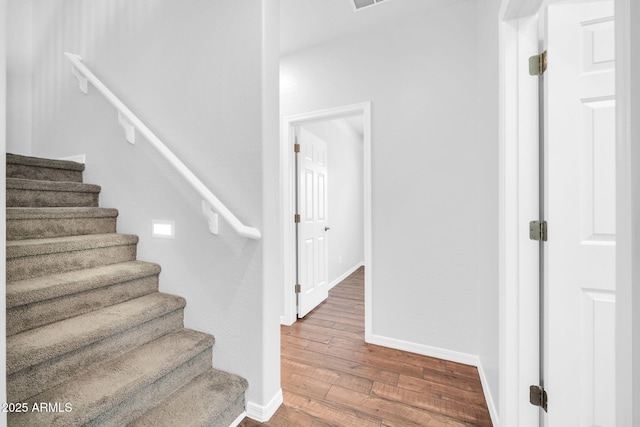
[6,153,248,426]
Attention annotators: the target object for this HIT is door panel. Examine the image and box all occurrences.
[297,127,329,318]
[545,1,615,425]
[581,99,616,241]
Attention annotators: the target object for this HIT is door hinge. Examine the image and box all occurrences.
[529,220,548,241]
[529,385,548,412]
[295,284,301,293]
[294,214,301,223]
[529,50,548,76]
[294,143,300,153]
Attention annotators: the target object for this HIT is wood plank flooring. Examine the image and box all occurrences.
[240,267,492,427]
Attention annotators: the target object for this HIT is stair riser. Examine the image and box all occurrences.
[91,349,213,427]
[7,244,137,281]
[212,393,246,427]
[8,348,212,427]
[7,274,159,336]
[7,217,117,240]
[8,309,184,402]
[130,369,249,427]
[7,188,99,208]
[7,164,83,183]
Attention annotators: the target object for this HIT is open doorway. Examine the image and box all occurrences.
[295,117,365,318]
[281,103,372,337]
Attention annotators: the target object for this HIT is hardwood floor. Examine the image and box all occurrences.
[241,267,493,427]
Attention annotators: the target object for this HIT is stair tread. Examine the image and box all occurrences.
[8,328,215,427]
[7,261,161,308]
[7,207,119,241]
[131,368,248,427]
[7,292,186,375]
[7,153,85,172]
[7,206,118,219]
[7,177,100,192]
[7,233,138,260]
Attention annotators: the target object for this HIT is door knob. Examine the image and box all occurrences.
[325,227,331,231]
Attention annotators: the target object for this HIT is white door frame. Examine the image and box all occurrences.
[281,102,372,336]
[612,0,639,423]
[499,5,541,425]
[499,0,637,425]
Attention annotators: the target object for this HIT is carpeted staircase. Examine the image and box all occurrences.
[5,153,249,426]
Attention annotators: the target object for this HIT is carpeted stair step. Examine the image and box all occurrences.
[7,153,85,183]
[7,233,138,281]
[131,368,249,427]
[7,329,215,427]
[7,207,119,240]
[7,261,161,336]
[7,178,100,208]
[7,292,186,402]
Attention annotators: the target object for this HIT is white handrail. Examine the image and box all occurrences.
[64,52,261,240]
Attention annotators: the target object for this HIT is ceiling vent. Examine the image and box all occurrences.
[351,0,391,12]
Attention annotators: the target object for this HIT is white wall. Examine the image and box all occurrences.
[476,0,502,418]
[632,2,640,421]
[281,0,500,418]
[302,119,364,286]
[6,0,32,154]
[259,0,283,416]
[24,0,280,413]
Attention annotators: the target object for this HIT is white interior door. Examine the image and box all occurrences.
[545,1,615,425]
[296,127,329,318]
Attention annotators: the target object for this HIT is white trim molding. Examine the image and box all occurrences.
[368,334,479,369]
[228,412,247,427]
[499,0,547,425]
[328,261,364,290]
[281,102,372,328]
[614,0,639,424]
[368,333,498,425]
[477,361,499,427]
[246,388,283,423]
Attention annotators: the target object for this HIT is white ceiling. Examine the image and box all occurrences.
[280,0,450,55]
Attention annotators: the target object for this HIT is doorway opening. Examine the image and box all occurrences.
[281,102,372,340]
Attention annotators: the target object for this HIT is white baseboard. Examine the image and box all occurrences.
[477,360,499,427]
[368,333,498,425]
[329,261,364,290]
[57,154,86,164]
[228,411,246,427]
[246,388,283,422]
[280,315,294,326]
[367,333,479,366]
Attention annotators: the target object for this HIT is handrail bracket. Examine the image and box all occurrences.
[71,63,88,94]
[118,111,136,144]
[202,201,220,235]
